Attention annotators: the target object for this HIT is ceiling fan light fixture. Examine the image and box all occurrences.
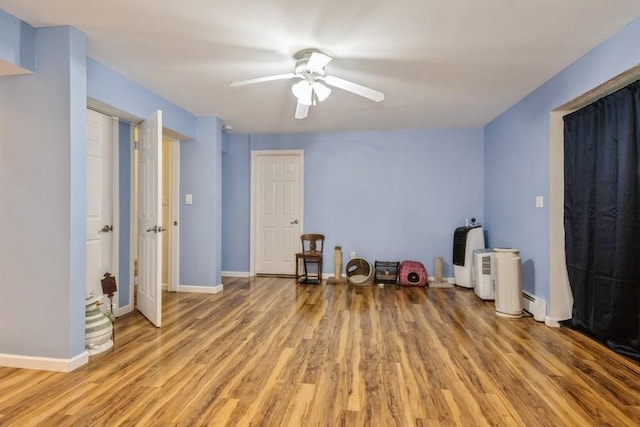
[292,80,313,106]
[312,82,331,102]
[229,47,384,120]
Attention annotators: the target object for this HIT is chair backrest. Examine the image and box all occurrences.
[301,234,324,254]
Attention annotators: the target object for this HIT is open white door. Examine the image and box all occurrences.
[137,110,163,327]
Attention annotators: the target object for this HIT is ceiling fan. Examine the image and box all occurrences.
[229,49,385,120]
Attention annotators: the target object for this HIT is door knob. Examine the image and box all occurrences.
[290,219,299,225]
[99,224,113,233]
[145,225,166,233]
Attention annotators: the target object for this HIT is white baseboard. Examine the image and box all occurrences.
[0,351,88,372]
[178,284,224,294]
[116,303,133,317]
[221,271,251,278]
[427,276,456,284]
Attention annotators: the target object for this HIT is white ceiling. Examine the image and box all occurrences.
[2,1,640,134]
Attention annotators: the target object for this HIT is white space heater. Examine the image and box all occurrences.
[453,225,485,288]
[472,249,494,300]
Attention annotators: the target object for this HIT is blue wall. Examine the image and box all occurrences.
[222,129,485,277]
[0,9,34,71]
[0,25,87,359]
[0,9,224,364]
[180,117,223,287]
[87,58,196,139]
[485,17,640,303]
[88,59,225,289]
[1,6,638,365]
[222,134,251,272]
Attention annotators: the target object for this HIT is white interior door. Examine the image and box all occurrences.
[86,109,115,301]
[253,151,303,275]
[137,110,163,327]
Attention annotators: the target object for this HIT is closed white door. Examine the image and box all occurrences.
[137,110,163,327]
[253,151,303,275]
[86,110,115,300]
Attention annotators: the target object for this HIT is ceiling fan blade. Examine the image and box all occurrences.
[323,75,385,102]
[307,52,332,72]
[312,82,331,102]
[229,73,296,87]
[295,102,309,120]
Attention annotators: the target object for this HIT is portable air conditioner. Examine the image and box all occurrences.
[453,225,485,288]
[472,249,494,300]
[493,248,522,318]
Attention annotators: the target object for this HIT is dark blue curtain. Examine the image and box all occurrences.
[564,80,640,360]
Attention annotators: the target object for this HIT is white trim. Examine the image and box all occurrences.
[177,284,224,294]
[116,303,133,317]
[250,149,304,277]
[110,116,120,301]
[221,271,251,278]
[129,124,136,315]
[0,351,89,372]
[427,276,456,284]
[168,138,180,292]
[319,274,458,283]
[548,111,574,324]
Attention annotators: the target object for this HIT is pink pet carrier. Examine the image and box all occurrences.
[398,260,428,287]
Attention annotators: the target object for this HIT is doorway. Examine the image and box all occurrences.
[162,136,180,292]
[131,114,180,327]
[86,109,119,306]
[250,150,304,276]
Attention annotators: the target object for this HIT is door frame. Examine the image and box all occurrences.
[127,123,137,317]
[167,137,180,292]
[110,116,120,303]
[249,149,304,277]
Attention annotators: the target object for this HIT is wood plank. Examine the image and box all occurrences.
[0,277,638,426]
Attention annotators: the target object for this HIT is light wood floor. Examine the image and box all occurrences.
[1,277,640,426]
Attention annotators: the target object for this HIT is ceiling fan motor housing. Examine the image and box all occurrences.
[295,58,325,80]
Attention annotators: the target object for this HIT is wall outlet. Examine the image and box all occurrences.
[350,251,356,259]
[535,195,544,208]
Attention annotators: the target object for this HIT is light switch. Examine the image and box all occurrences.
[535,196,544,208]
[185,193,193,205]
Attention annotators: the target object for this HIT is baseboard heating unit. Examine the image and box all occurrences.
[522,291,546,322]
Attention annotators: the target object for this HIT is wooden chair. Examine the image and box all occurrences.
[295,234,324,284]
